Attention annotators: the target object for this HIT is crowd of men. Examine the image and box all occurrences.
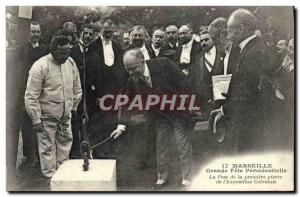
[18,8,294,190]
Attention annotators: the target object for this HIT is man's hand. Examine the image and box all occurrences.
[214,109,223,123]
[210,108,223,117]
[209,108,224,124]
[110,128,123,139]
[110,125,126,140]
[33,122,43,133]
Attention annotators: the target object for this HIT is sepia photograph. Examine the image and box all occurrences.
[5,5,295,192]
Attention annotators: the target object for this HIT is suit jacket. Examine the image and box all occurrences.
[70,43,100,112]
[149,45,177,62]
[175,40,202,83]
[126,43,156,59]
[165,42,178,51]
[119,57,195,125]
[223,37,269,124]
[19,42,49,93]
[89,37,127,98]
[190,46,226,111]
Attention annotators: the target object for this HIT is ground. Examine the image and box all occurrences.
[13,120,218,192]
[12,118,289,192]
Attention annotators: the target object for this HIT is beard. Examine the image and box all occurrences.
[132,39,144,48]
[202,44,213,52]
[153,42,161,49]
[129,74,141,84]
[30,36,40,43]
[179,37,190,45]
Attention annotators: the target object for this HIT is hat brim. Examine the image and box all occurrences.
[213,115,226,143]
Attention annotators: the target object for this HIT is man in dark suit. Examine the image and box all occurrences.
[128,25,156,60]
[110,48,194,189]
[19,22,48,166]
[88,18,127,158]
[176,25,201,83]
[165,25,179,50]
[208,17,231,75]
[150,29,176,61]
[191,28,226,118]
[211,9,269,152]
[69,23,99,158]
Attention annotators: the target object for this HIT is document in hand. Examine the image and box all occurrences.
[212,74,232,101]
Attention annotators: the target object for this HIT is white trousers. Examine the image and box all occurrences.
[37,117,73,177]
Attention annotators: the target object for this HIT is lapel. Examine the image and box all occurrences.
[236,37,258,72]
[146,60,158,88]
[96,37,104,58]
[175,45,183,63]
[191,40,201,57]
[211,47,225,75]
[227,37,258,98]
[111,40,118,58]
[146,44,156,59]
[192,52,204,84]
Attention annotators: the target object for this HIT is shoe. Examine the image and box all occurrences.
[151,179,168,190]
[180,179,191,191]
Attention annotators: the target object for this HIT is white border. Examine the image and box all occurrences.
[0,1,298,197]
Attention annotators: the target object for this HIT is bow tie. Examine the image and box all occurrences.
[32,42,39,48]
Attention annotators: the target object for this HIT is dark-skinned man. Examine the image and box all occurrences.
[24,34,82,179]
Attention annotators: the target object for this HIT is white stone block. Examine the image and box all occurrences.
[50,159,116,191]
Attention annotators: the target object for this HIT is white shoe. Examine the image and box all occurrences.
[182,179,191,186]
[156,179,166,185]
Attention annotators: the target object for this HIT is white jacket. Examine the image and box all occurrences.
[25,53,82,124]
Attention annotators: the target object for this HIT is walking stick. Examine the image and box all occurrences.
[79,36,113,171]
[79,40,91,171]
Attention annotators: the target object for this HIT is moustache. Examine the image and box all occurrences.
[132,39,144,47]
[103,34,113,39]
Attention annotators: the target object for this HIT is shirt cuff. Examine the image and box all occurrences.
[117,124,126,132]
[32,119,41,125]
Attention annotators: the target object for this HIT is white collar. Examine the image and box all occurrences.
[31,42,39,48]
[140,44,147,51]
[101,35,112,44]
[205,45,216,56]
[151,43,161,55]
[143,62,150,77]
[169,41,178,48]
[182,38,193,48]
[239,35,256,52]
